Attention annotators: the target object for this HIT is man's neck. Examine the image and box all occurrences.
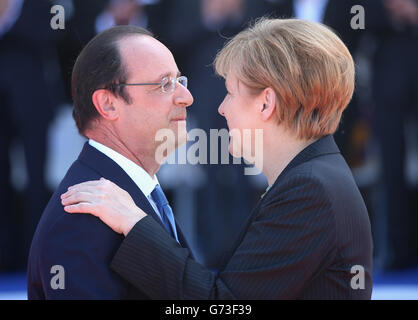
[86,130,160,177]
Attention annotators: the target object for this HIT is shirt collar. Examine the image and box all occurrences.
[261,185,272,199]
[88,139,158,197]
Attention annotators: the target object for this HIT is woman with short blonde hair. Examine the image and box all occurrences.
[215,18,355,140]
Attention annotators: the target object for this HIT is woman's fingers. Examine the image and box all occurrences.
[61,177,146,236]
[63,202,96,215]
[61,191,96,206]
[61,187,95,199]
[62,181,108,199]
[67,179,106,191]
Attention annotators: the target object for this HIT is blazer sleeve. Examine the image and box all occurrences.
[110,174,337,299]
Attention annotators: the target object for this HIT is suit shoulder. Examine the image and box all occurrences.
[262,152,370,241]
[259,153,355,225]
[269,152,358,203]
[263,163,330,208]
[34,160,100,227]
[30,159,123,259]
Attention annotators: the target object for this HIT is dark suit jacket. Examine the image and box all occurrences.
[110,135,373,299]
[27,142,190,299]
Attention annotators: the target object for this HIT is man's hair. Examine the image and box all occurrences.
[214,18,355,140]
[71,25,153,135]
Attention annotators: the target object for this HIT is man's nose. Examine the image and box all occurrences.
[174,85,194,107]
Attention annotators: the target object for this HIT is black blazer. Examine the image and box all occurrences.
[110,135,373,299]
[27,142,190,299]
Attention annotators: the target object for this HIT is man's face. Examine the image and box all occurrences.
[114,35,193,157]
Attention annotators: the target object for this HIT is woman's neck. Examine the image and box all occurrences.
[261,129,317,186]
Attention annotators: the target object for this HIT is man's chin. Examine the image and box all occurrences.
[228,140,242,159]
[154,121,187,164]
[176,128,188,148]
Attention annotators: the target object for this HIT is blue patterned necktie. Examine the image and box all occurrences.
[151,184,178,240]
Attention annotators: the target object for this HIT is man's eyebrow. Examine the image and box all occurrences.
[155,71,182,81]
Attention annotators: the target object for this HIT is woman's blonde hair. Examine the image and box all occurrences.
[214,18,355,140]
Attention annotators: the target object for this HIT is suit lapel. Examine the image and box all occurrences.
[277,135,340,182]
[174,222,194,256]
[77,143,170,236]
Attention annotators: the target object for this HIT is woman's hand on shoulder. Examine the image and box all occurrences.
[61,178,146,236]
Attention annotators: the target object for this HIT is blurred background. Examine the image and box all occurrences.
[0,0,417,299]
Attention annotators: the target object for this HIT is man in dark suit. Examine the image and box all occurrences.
[27,25,194,299]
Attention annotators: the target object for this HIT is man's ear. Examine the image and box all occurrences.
[92,89,119,121]
[260,87,276,121]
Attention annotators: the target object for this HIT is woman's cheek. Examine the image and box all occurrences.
[228,127,243,158]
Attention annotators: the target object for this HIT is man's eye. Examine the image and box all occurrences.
[160,77,170,91]
[162,82,171,91]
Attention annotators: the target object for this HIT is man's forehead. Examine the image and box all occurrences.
[119,34,162,51]
[118,35,177,77]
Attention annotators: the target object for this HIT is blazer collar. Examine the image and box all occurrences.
[275,134,341,183]
[76,142,187,245]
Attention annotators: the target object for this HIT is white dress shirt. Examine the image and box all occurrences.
[88,139,178,241]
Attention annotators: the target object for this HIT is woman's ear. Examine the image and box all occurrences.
[92,89,119,121]
[260,87,276,121]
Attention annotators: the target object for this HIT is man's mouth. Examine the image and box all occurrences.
[171,116,187,121]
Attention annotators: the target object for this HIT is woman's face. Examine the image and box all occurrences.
[218,72,261,159]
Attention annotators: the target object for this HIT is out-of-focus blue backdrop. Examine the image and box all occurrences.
[1,0,417,299]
